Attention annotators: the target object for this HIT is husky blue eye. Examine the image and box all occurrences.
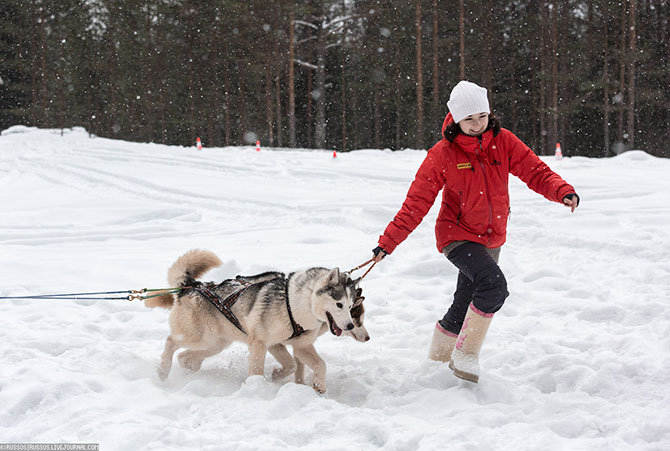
[336,302,343,309]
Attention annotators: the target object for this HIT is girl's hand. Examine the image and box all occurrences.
[372,246,388,262]
[563,193,580,213]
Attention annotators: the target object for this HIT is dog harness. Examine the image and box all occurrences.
[194,282,249,334]
[284,279,306,339]
[193,278,306,340]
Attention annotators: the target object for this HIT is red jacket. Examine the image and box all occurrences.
[378,113,576,253]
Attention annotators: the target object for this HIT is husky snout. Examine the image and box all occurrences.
[345,297,370,342]
[348,326,370,342]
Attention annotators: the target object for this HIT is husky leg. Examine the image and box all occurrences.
[293,355,306,385]
[178,341,229,371]
[248,340,267,376]
[268,344,296,380]
[158,335,180,380]
[293,344,326,394]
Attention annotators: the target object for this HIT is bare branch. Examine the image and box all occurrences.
[293,59,319,70]
[325,14,367,31]
[293,20,318,30]
[296,36,318,45]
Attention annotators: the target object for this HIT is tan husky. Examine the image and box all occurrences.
[147,249,362,394]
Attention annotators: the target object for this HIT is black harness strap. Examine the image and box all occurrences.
[195,283,248,335]
[284,279,306,339]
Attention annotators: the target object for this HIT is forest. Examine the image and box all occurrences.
[1,0,668,157]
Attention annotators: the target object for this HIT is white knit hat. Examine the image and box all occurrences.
[447,80,490,124]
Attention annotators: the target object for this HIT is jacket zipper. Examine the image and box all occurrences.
[457,191,463,225]
[477,137,494,246]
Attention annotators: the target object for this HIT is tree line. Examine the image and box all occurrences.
[1,0,668,157]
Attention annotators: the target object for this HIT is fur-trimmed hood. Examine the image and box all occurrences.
[441,112,456,139]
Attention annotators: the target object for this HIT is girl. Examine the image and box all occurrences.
[372,80,579,383]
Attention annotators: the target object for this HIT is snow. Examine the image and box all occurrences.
[1,126,669,450]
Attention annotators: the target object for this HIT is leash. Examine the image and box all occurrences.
[347,258,378,280]
[0,288,181,302]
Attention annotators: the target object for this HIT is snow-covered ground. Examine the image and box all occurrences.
[1,126,669,451]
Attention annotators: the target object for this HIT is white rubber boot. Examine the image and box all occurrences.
[449,303,493,383]
[428,321,458,363]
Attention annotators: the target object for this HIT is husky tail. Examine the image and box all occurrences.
[144,249,222,309]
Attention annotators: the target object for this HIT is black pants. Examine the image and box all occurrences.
[438,242,509,335]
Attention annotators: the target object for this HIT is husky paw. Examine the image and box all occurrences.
[312,382,326,394]
[178,351,204,371]
[271,366,295,380]
[157,365,170,381]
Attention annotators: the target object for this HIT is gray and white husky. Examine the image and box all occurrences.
[146,249,364,394]
[235,271,370,383]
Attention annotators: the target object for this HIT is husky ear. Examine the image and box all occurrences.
[353,295,365,307]
[326,267,340,285]
[352,277,362,288]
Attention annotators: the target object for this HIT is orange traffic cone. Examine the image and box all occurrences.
[256,140,261,152]
[196,137,203,150]
[555,142,563,160]
[332,150,337,158]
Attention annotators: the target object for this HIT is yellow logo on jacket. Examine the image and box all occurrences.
[457,163,472,170]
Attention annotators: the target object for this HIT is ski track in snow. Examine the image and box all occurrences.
[1,127,669,450]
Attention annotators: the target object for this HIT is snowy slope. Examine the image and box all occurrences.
[1,126,669,451]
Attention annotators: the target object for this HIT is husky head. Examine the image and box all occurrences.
[312,268,358,336]
[344,287,370,342]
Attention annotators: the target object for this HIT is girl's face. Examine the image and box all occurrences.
[459,113,489,137]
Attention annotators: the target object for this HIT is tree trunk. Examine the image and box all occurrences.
[603,8,611,157]
[107,25,116,135]
[617,0,627,143]
[265,65,274,146]
[351,91,359,149]
[550,4,559,154]
[224,61,231,146]
[341,61,347,151]
[275,74,282,147]
[211,80,221,147]
[288,11,296,148]
[415,0,424,148]
[340,0,348,152]
[626,0,636,148]
[431,0,439,118]
[558,23,568,150]
[539,1,548,154]
[39,5,48,126]
[528,0,538,150]
[29,0,40,125]
[459,0,465,79]
[483,0,493,91]
[314,24,326,149]
[374,85,381,149]
[274,36,283,147]
[188,58,196,141]
[395,74,401,149]
[306,62,313,148]
[238,77,248,145]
